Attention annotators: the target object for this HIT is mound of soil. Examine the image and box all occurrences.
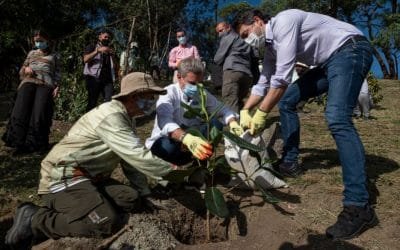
[26,188,238,250]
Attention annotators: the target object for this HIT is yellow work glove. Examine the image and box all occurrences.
[182,134,213,160]
[229,120,244,136]
[240,109,252,130]
[250,109,269,135]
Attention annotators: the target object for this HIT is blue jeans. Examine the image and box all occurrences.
[278,40,373,206]
[150,119,223,166]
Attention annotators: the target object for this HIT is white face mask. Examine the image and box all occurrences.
[244,32,259,47]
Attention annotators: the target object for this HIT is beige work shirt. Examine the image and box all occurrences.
[38,100,171,195]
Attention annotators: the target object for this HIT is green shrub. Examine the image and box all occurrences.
[367,72,383,105]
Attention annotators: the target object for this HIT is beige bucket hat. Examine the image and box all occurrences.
[112,72,166,99]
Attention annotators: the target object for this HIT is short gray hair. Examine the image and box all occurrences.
[177,57,204,77]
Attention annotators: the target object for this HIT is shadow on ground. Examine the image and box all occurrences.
[279,233,364,250]
[301,148,399,204]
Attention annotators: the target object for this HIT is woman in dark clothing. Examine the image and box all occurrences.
[2,30,61,153]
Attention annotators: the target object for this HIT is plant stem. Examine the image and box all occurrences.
[206,209,210,242]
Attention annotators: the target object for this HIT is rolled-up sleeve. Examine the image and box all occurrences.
[156,93,181,136]
[95,113,172,181]
[251,48,275,96]
[269,15,300,89]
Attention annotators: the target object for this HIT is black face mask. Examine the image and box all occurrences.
[101,39,110,46]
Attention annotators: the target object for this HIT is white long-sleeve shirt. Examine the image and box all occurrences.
[251,9,363,96]
[145,83,237,148]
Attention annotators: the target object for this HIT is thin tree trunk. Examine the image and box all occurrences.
[383,47,396,79]
[146,0,152,50]
[123,17,136,77]
[391,52,399,80]
[159,25,172,68]
[328,0,338,18]
[372,47,391,79]
[391,0,397,13]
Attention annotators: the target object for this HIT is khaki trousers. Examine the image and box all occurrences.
[222,70,252,113]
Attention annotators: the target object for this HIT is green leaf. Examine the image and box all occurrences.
[254,182,280,204]
[213,156,235,175]
[197,84,209,120]
[260,165,284,179]
[205,187,230,218]
[209,102,225,120]
[163,168,197,183]
[181,101,202,119]
[222,130,264,152]
[210,126,222,146]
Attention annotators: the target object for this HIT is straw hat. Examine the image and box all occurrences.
[112,72,166,99]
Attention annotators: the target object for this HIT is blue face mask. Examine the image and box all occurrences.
[136,98,156,115]
[35,41,48,50]
[183,83,198,98]
[177,36,187,45]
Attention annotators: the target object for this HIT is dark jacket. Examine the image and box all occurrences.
[214,30,259,79]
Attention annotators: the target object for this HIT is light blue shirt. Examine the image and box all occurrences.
[252,9,363,96]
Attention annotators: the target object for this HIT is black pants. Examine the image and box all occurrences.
[32,179,139,239]
[85,76,113,111]
[2,82,54,151]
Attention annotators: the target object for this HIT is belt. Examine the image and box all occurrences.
[328,35,368,60]
[341,35,368,48]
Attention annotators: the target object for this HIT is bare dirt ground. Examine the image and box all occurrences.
[0,80,399,249]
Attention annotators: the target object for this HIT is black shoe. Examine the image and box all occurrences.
[326,205,378,240]
[5,202,39,248]
[274,161,304,178]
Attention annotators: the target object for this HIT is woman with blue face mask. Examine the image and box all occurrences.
[2,30,61,154]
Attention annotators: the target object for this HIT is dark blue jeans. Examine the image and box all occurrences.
[150,119,223,166]
[278,40,373,206]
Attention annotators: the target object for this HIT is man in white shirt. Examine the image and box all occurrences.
[234,9,376,240]
[146,57,242,165]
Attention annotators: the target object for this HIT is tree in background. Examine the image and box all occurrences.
[219,2,254,24]
[0,0,189,121]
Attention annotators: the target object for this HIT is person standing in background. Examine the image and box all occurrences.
[214,22,258,113]
[83,29,118,111]
[168,29,200,83]
[2,29,60,154]
[149,50,161,80]
[119,41,140,77]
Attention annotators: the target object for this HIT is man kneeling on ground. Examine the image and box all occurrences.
[145,57,243,166]
[5,72,175,249]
